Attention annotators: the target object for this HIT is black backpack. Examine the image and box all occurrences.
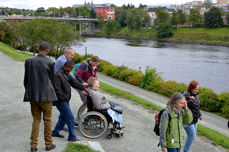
[154,108,171,136]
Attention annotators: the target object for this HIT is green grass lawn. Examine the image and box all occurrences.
[63,143,98,152]
[0,42,31,61]
[173,27,229,37]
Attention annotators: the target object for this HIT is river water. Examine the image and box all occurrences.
[73,37,229,93]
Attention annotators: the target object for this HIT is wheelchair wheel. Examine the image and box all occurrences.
[79,111,108,139]
[77,103,88,119]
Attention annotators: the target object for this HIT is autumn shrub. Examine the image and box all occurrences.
[128,72,143,86]
[138,66,162,92]
[159,81,187,97]
[199,89,219,112]
[218,92,229,118]
[72,52,83,63]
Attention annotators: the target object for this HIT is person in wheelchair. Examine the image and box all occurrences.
[87,77,124,132]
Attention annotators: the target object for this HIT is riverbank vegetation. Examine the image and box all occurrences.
[0,19,82,58]
[0,42,229,149]
[72,52,229,119]
[87,6,229,45]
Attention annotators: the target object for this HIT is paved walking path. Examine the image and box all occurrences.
[98,73,229,138]
[0,51,227,152]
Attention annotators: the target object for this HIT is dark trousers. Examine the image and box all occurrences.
[167,148,181,152]
[30,102,53,148]
[52,103,76,140]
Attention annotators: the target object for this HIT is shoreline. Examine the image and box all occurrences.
[82,34,229,48]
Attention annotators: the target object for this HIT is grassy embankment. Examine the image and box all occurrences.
[0,42,229,150]
[0,42,31,61]
[63,143,98,152]
[89,27,229,46]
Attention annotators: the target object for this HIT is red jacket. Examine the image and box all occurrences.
[75,62,97,83]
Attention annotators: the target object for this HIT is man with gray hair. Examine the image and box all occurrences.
[54,47,75,73]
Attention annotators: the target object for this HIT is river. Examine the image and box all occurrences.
[73,37,229,93]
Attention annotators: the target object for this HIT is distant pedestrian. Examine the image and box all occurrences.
[23,41,57,152]
[160,93,193,152]
[183,80,202,152]
[227,120,229,128]
[52,60,87,141]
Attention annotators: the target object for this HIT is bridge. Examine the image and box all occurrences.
[0,16,98,22]
[0,16,99,34]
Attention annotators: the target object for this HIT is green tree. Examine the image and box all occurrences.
[138,9,150,26]
[0,22,16,45]
[188,8,202,26]
[154,7,170,26]
[35,7,46,16]
[13,19,80,56]
[204,6,223,28]
[98,14,105,28]
[126,9,142,30]
[177,9,186,26]
[154,8,173,38]
[64,7,76,17]
[115,8,127,27]
[170,11,178,26]
[155,22,173,38]
[90,9,96,18]
[138,4,147,9]
[104,20,121,35]
[204,0,213,9]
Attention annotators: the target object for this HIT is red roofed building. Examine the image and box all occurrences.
[93,4,115,20]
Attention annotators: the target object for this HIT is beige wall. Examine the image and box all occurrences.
[217,0,228,4]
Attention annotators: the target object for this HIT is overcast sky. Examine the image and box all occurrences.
[0,0,217,10]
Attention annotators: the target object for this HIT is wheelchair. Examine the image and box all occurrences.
[77,94,124,139]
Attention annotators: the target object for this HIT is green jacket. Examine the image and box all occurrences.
[159,107,193,148]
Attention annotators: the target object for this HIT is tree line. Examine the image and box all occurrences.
[0,19,81,58]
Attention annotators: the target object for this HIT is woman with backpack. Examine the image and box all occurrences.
[183,80,202,152]
[75,56,100,84]
[160,92,193,152]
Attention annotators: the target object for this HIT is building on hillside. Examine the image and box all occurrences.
[217,0,228,4]
[200,8,209,15]
[192,1,203,8]
[93,4,115,20]
[147,8,157,26]
[147,7,175,26]
[73,1,115,20]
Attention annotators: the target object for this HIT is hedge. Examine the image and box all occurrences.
[90,53,229,118]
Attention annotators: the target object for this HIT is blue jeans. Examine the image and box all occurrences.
[167,148,181,152]
[52,103,76,140]
[183,123,197,152]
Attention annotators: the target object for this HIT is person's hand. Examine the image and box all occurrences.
[85,88,88,92]
[161,147,166,152]
[183,100,188,110]
[83,83,88,87]
[199,117,203,120]
[190,96,194,99]
[81,90,86,95]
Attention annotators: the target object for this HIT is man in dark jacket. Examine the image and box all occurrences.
[52,60,86,141]
[24,41,57,152]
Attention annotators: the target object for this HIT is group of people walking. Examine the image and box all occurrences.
[160,80,202,152]
[23,41,206,152]
[23,41,123,152]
